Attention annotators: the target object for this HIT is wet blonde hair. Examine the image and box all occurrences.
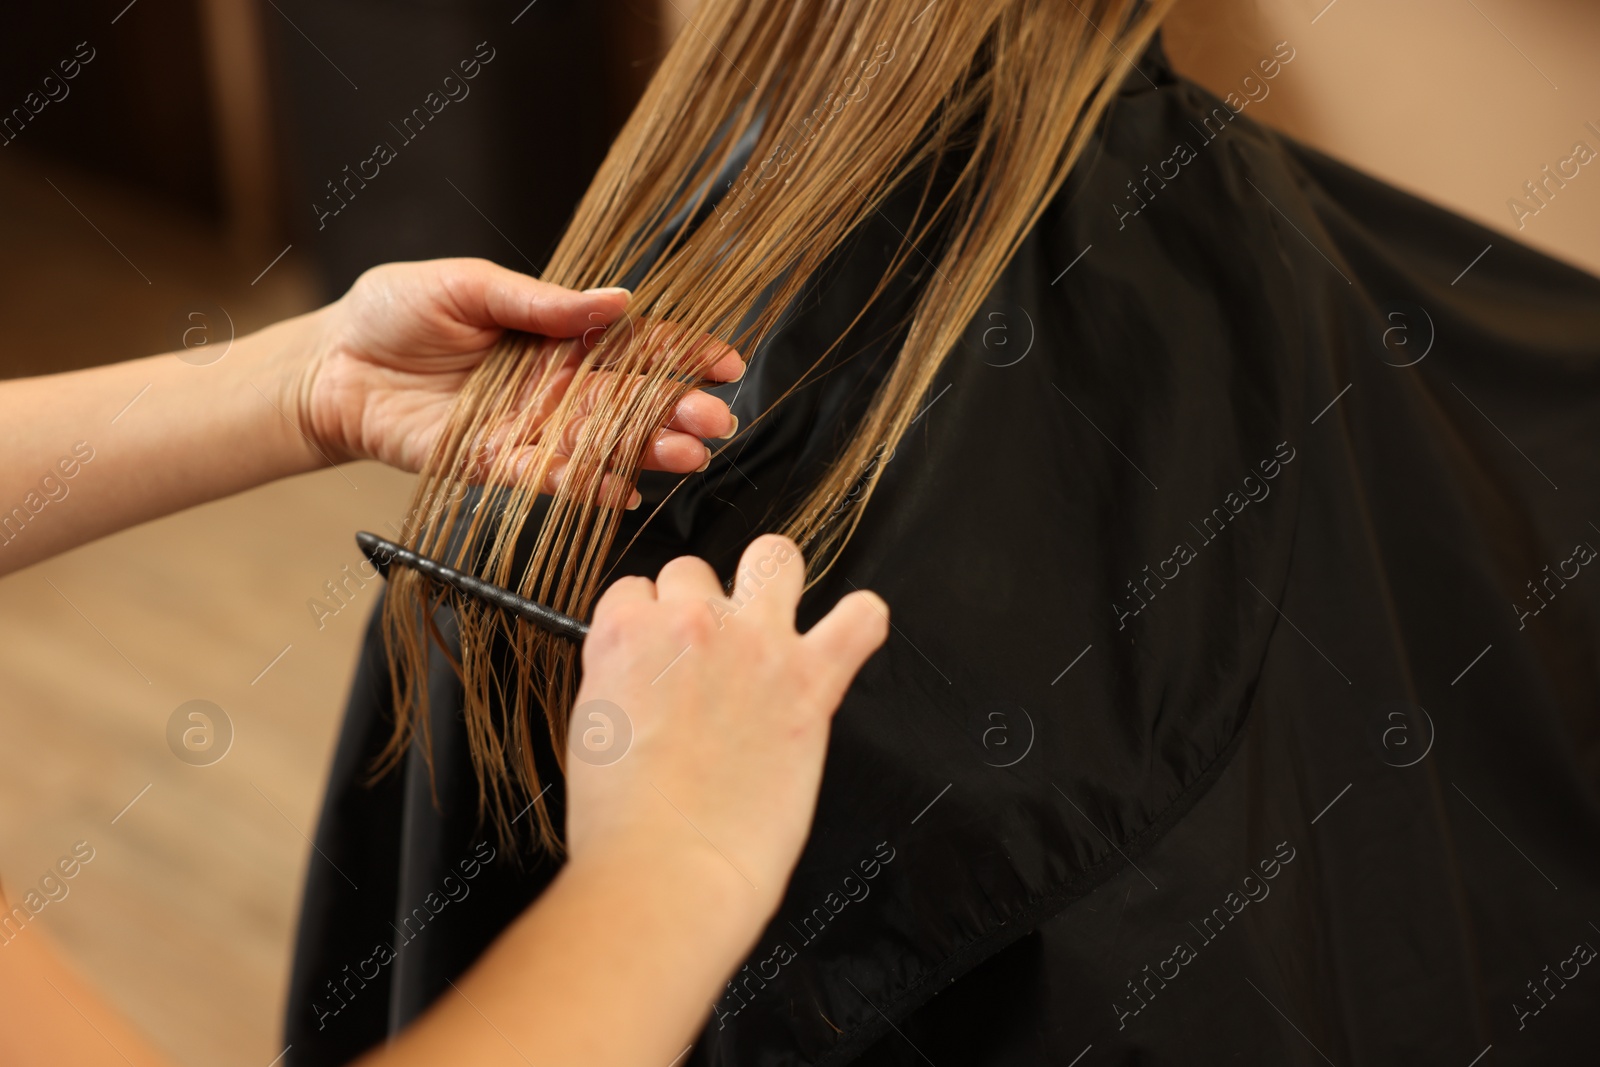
[381,0,1174,850]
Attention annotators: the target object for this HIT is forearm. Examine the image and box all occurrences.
[372,850,773,1067]
[0,885,167,1067]
[0,310,329,575]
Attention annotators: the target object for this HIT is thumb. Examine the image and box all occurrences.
[442,258,631,339]
[801,589,891,710]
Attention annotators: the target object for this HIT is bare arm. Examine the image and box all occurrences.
[0,311,325,574]
[0,885,168,1067]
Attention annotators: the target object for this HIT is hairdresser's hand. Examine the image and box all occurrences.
[281,258,742,486]
[564,536,889,919]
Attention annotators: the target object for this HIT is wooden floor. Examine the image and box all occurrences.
[0,149,415,1067]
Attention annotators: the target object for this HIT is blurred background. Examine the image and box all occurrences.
[0,0,1594,1064]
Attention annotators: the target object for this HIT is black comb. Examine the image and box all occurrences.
[356,531,590,643]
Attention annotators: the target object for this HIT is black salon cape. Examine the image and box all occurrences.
[285,40,1600,1066]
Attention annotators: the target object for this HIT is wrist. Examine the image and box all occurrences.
[561,837,781,948]
[225,303,340,476]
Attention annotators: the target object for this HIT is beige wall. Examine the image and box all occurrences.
[1165,0,1600,276]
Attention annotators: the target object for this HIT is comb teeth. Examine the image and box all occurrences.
[355,531,590,643]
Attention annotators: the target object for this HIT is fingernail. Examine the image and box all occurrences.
[720,414,739,440]
[583,286,631,298]
[627,490,642,510]
[859,590,890,616]
[730,359,747,382]
[696,453,711,473]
